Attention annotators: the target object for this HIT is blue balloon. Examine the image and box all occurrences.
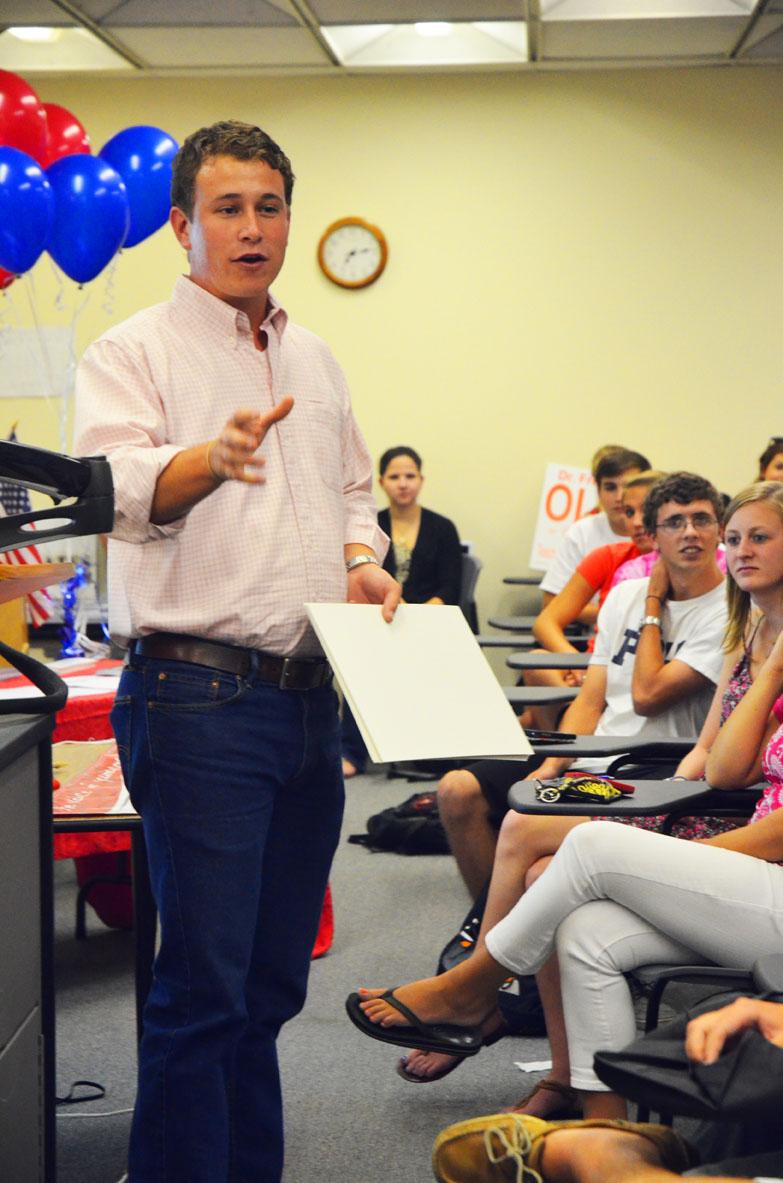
[0,145,53,273]
[47,155,129,284]
[99,125,178,247]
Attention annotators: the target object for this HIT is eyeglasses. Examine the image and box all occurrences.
[655,512,718,534]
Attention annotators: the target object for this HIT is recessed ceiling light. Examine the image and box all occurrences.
[322,22,526,66]
[7,26,61,43]
[414,22,453,38]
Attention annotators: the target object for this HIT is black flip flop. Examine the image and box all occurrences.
[396,1019,508,1082]
[345,989,483,1056]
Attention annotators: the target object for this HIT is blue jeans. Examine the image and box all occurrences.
[111,649,344,1183]
[340,698,368,773]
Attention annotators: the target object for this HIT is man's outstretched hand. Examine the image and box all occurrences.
[209,398,294,483]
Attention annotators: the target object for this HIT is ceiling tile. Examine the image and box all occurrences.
[541,0,754,15]
[63,0,120,17]
[0,0,76,24]
[741,13,783,56]
[98,0,297,27]
[114,24,329,67]
[0,25,133,70]
[311,1,522,23]
[541,16,750,59]
[323,20,526,66]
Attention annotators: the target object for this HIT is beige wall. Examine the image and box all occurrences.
[5,65,783,637]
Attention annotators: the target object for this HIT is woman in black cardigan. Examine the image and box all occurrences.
[342,446,463,776]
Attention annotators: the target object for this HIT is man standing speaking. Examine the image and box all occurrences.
[75,121,400,1183]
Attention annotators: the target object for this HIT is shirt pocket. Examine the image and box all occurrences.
[298,397,344,492]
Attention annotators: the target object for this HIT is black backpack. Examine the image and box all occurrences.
[348,791,450,855]
[437,881,546,1037]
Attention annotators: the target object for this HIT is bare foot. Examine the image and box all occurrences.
[504,1078,578,1119]
[534,1126,670,1182]
[358,975,493,1031]
[342,758,358,778]
[399,1048,456,1080]
[399,1010,507,1080]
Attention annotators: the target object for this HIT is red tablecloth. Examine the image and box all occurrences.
[4,659,130,859]
[0,657,133,928]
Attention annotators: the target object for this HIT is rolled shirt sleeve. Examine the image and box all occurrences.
[75,335,188,544]
[340,396,389,563]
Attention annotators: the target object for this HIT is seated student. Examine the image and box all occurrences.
[348,607,783,1128]
[522,470,665,731]
[539,446,651,625]
[341,445,462,777]
[437,472,727,903]
[758,437,783,482]
[430,996,783,1183]
[397,481,783,1094]
[375,447,462,605]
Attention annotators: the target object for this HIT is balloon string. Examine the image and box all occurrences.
[48,255,66,314]
[0,284,22,431]
[101,255,118,318]
[59,281,92,457]
[0,276,20,346]
[23,270,59,417]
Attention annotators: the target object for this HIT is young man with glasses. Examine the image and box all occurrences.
[434,473,726,903]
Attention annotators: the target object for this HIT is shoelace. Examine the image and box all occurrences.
[483,1117,544,1183]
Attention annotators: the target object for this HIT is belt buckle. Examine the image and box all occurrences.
[278,657,299,690]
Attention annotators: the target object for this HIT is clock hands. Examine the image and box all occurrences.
[344,246,372,263]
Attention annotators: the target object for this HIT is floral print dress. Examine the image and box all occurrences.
[592,648,759,840]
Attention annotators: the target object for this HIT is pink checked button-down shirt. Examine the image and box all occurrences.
[74,276,388,657]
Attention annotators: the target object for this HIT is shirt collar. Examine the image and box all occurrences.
[171,275,289,347]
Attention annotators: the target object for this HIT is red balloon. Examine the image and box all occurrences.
[0,70,46,163]
[41,103,90,167]
[0,267,14,290]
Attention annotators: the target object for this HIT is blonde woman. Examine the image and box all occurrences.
[350,483,783,1123]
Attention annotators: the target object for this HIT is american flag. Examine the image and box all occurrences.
[0,432,52,627]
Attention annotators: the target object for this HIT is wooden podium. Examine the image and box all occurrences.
[0,562,73,667]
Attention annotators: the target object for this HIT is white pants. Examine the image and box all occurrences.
[485,821,783,1091]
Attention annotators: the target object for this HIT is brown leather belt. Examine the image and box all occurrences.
[133,633,332,691]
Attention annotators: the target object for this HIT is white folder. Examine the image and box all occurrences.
[306,603,533,764]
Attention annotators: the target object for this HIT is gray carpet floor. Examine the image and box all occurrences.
[53,769,553,1183]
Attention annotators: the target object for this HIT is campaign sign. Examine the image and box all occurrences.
[529,462,597,572]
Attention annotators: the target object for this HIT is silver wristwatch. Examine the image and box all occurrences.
[345,554,379,573]
[639,615,662,630]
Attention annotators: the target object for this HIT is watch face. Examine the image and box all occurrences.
[319,219,387,288]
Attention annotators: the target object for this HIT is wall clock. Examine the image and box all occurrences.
[317,217,388,289]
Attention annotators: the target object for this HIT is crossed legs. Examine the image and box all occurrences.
[402,805,586,1109]
[359,823,783,1116]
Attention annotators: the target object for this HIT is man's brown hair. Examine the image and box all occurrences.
[171,120,295,218]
